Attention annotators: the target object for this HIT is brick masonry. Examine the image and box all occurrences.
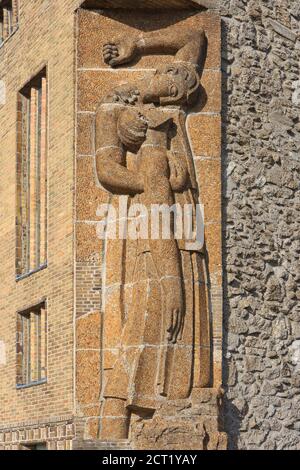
[0,0,82,450]
[0,418,74,450]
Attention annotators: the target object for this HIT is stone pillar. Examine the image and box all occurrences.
[75,0,226,450]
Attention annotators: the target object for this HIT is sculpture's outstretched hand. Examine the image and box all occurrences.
[103,37,138,67]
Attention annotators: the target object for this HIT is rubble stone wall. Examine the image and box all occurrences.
[218,0,300,450]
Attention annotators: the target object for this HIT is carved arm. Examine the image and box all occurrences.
[103,28,206,68]
[95,106,144,196]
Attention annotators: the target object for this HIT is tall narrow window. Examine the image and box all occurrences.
[16,69,47,277]
[7,3,13,35]
[16,302,47,387]
[0,10,3,45]
[0,1,17,44]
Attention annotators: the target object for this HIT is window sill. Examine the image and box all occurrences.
[16,263,48,282]
[16,379,47,390]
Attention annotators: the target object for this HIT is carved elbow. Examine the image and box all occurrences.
[95,155,109,185]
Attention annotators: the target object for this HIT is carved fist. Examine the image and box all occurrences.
[117,108,148,153]
[103,37,139,67]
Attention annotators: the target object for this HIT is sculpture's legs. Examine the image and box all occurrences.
[100,398,130,440]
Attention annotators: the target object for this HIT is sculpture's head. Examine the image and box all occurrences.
[143,62,201,107]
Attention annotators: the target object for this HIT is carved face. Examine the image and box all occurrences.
[143,63,200,107]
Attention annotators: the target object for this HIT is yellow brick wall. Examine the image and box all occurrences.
[0,0,82,433]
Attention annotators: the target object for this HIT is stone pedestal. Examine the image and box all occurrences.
[130,389,227,450]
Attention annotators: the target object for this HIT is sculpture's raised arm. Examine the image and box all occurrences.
[103,28,206,68]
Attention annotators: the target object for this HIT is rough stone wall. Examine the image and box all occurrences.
[217,0,300,450]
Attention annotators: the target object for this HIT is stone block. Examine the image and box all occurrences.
[76,351,101,406]
[77,113,95,156]
[195,159,222,222]
[76,311,101,349]
[188,114,221,158]
[204,222,222,274]
[76,222,103,262]
[78,70,148,112]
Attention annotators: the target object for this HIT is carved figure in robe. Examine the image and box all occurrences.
[95,27,211,439]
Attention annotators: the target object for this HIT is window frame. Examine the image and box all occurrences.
[16,67,48,280]
[0,0,18,47]
[16,299,48,389]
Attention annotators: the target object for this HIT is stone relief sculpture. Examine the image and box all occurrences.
[95,28,212,440]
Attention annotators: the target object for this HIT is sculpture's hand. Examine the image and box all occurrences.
[103,37,139,67]
[165,281,185,344]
